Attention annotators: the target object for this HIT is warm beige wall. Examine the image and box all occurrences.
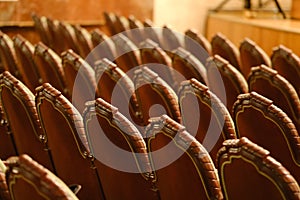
[0,0,154,22]
[153,0,292,34]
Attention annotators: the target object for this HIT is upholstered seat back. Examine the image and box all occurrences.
[233,92,300,183]
[133,66,181,126]
[0,71,54,171]
[13,35,41,92]
[178,78,236,163]
[61,49,97,114]
[35,83,105,200]
[211,32,241,71]
[6,154,79,200]
[217,137,300,200]
[83,98,160,200]
[145,115,224,200]
[239,37,271,77]
[206,55,248,115]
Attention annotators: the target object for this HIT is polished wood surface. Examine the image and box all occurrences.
[205,11,300,55]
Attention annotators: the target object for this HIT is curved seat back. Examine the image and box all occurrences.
[34,42,68,98]
[0,71,54,171]
[61,49,97,114]
[94,58,142,125]
[6,154,79,200]
[13,34,41,92]
[271,45,300,96]
[140,39,175,88]
[248,65,300,132]
[133,66,181,126]
[217,137,300,200]
[0,31,20,78]
[145,115,224,200]
[211,32,240,71]
[232,92,300,183]
[206,55,248,115]
[239,37,271,77]
[83,98,160,200]
[35,83,105,200]
[171,47,207,90]
[178,78,236,163]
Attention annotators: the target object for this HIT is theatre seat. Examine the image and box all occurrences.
[248,65,300,132]
[90,28,116,62]
[6,154,79,200]
[184,29,211,64]
[34,42,68,98]
[171,47,207,90]
[217,137,300,200]
[232,92,300,184]
[211,32,241,71]
[178,78,236,163]
[83,98,160,200]
[239,37,271,77]
[94,58,142,126]
[35,83,105,200]
[61,49,98,114]
[0,31,20,79]
[13,34,41,92]
[0,71,54,171]
[133,66,181,127]
[206,55,248,115]
[72,25,93,58]
[139,39,175,89]
[145,114,224,200]
[271,45,300,96]
[112,34,141,76]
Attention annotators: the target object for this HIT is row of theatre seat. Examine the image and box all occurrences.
[0,12,298,199]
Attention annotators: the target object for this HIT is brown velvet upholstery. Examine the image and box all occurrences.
[90,28,116,62]
[34,42,68,98]
[0,71,54,171]
[133,66,181,127]
[232,92,300,183]
[0,106,16,160]
[178,78,236,163]
[211,32,241,71]
[248,65,300,132]
[13,34,41,92]
[103,12,118,36]
[217,137,300,200]
[61,49,98,114]
[83,98,160,200]
[239,37,271,77]
[35,83,105,200]
[0,31,20,79]
[161,25,182,51]
[6,154,79,200]
[31,14,52,48]
[73,25,94,58]
[112,34,141,76]
[127,15,145,45]
[171,47,207,89]
[94,58,142,125]
[145,115,224,200]
[139,39,175,88]
[185,29,212,56]
[271,45,300,96]
[206,55,248,115]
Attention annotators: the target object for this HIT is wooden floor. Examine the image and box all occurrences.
[205,11,300,55]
